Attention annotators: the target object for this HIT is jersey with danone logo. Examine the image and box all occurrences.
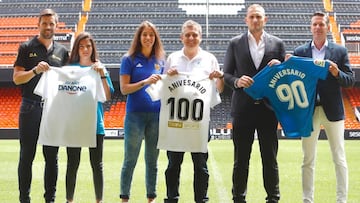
[34,66,106,147]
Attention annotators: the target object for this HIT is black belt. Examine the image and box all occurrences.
[315,100,322,106]
[22,97,44,107]
[254,100,263,105]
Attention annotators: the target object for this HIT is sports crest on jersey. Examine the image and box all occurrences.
[154,63,160,70]
[313,59,326,67]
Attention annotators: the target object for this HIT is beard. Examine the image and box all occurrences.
[40,30,54,39]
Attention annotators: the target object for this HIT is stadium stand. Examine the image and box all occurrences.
[1,0,360,139]
[0,15,73,67]
[0,87,20,128]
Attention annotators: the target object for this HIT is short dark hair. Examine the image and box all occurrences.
[312,11,329,24]
[39,8,58,23]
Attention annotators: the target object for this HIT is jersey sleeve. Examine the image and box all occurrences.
[34,66,69,99]
[119,55,132,75]
[102,67,115,94]
[33,68,51,99]
[209,79,222,108]
[95,70,107,103]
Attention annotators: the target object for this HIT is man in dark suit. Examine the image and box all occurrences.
[222,4,285,203]
[294,11,354,203]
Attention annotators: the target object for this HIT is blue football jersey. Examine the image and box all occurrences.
[244,56,329,138]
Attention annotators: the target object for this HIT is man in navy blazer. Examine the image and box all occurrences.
[294,11,354,203]
[223,4,285,203]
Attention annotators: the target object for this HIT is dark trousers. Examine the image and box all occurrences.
[164,151,209,203]
[66,134,104,201]
[18,99,59,203]
[232,104,280,203]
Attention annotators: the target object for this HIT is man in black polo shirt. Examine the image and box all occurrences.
[13,8,69,203]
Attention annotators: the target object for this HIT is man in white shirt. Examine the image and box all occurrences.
[161,20,224,203]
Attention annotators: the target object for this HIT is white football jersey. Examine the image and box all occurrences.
[34,66,106,147]
[146,73,221,152]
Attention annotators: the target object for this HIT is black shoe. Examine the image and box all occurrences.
[164,198,178,203]
[266,200,278,203]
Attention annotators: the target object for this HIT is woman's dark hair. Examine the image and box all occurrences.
[68,32,98,64]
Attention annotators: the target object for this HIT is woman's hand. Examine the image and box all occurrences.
[144,74,162,85]
[92,62,106,76]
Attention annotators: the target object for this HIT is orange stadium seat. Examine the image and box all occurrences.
[0,17,37,28]
[0,28,72,36]
[350,20,360,27]
[0,16,72,65]
[342,28,360,34]
[0,43,20,53]
[342,88,360,129]
[0,36,29,42]
[103,101,126,128]
[0,87,21,128]
[349,55,360,65]
[0,55,16,64]
[0,17,67,28]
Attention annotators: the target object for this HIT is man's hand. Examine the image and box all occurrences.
[209,70,224,80]
[166,68,178,76]
[327,60,340,77]
[236,75,254,88]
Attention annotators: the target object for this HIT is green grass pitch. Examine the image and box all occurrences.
[0,139,359,203]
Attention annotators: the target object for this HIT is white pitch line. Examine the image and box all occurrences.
[208,146,232,202]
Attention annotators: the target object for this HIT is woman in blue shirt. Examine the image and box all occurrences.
[119,21,165,203]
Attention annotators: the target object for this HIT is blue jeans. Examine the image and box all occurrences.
[18,99,59,203]
[165,151,209,203]
[120,112,160,199]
